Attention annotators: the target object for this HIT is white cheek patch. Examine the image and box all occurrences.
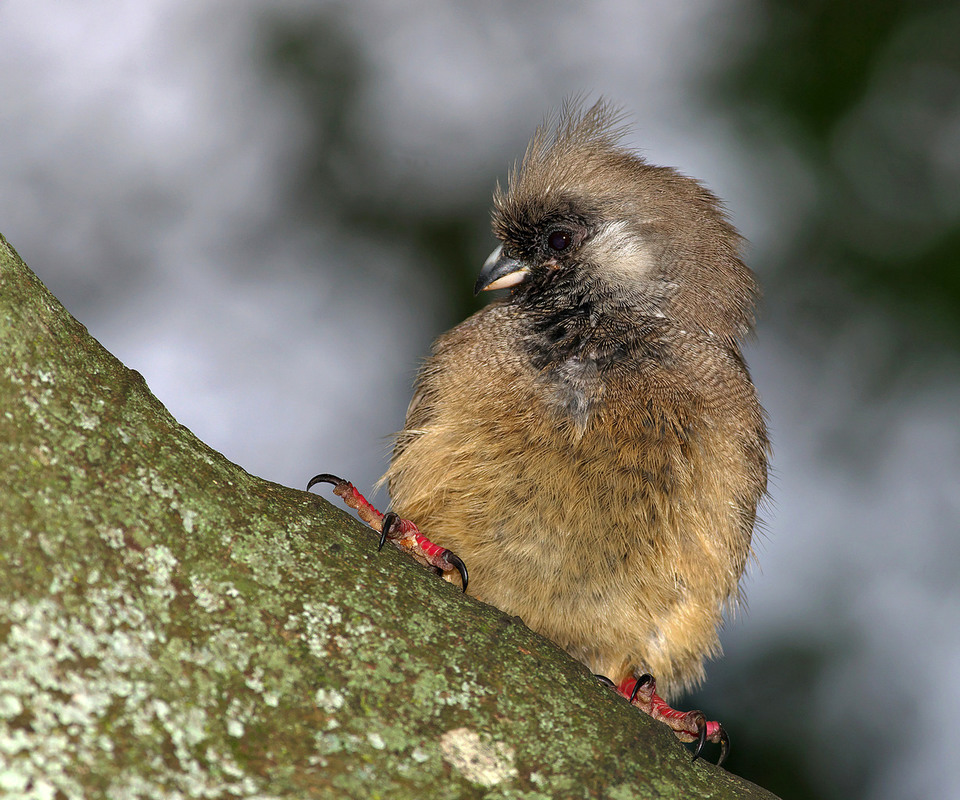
[587,220,658,286]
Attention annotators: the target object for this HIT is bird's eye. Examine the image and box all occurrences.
[547,230,572,252]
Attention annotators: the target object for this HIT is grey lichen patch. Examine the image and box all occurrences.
[410,669,489,713]
[142,544,179,592]
[0,595,256,798]
[71,399,101,431]
[314,687,346,714]
[0,549,314,799]
[293,600,344,660]
[189,574,229,613]
[439,727,519,788]
[137,465,179,502]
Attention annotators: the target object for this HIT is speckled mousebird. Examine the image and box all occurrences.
[309,99,769,762]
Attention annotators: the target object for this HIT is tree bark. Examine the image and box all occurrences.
[0,233,779,799]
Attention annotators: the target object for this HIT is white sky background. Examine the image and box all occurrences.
[2,2,958,798]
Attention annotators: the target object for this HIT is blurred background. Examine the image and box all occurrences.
[2,1,958,797]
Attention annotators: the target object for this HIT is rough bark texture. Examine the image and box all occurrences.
[0,233,779,799]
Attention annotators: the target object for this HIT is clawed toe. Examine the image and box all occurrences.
[692,714,707,761]
[716,725,730,766]
[306,473,348,492]
[690,716,729,766]
[379,511,399,551]
[629,673,654,705]
[615,674,729,766]
[440,549,469,593]
[307,472,469,592]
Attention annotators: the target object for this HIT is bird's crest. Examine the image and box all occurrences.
[495,98,637,211]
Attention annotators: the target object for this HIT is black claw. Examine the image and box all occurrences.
[717,726,730,767]
[594,674,616,689]
[306,473,347,492]
[691,715,707,762]
[443,550,469,593]
[631,673,654,704]
[379,511,399,551]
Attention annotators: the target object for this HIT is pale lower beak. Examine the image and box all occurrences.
[474,245,530,294]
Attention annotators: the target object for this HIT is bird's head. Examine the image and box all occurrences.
[477,100,758,344]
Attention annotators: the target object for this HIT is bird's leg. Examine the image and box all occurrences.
[306,473,468,592]
[616,674,729,765]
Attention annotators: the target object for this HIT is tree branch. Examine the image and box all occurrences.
[0,233,779,798]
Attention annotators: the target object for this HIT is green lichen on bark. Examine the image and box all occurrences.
[0,234,779,799]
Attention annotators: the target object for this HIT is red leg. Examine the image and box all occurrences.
[306,473,468,592]
[616,675,729,765]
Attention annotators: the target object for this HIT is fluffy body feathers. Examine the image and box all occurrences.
[385,102,768,696]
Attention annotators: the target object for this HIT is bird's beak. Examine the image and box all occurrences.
[474,245,530,294]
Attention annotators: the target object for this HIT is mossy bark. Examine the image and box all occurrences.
[0,233,779,799]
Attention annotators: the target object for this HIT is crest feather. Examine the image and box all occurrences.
[494,98,637,211]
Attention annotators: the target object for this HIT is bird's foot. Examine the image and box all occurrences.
[615,674,729,766]
[306,473,468,592]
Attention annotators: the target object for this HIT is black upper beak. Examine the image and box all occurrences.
[474,245,530,294]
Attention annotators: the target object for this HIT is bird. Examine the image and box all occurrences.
[309,99,768,763]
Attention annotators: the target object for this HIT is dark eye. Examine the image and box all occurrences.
[547,230,572,252]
